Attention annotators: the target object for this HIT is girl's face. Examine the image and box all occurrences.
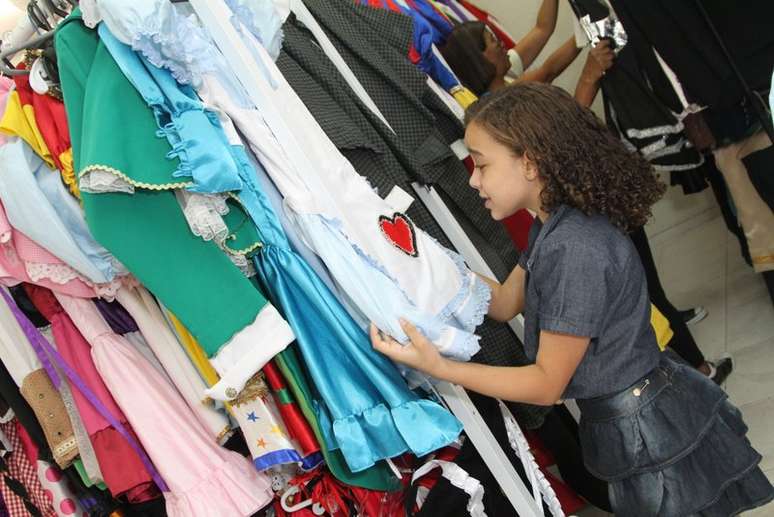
[465,121,541,221]
[482,28,510,77]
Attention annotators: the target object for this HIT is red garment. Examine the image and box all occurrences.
[456,0,517,49]
[262,361,320,460]
[461,155,533,251]
[23,284,158,503]
[12,71,71,175]
[0,417,56,517]
[14,420,38,467]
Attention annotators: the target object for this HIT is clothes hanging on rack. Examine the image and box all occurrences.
[570,0,707,190]
[273,2,546,430]
[22,285,158,503]
[608,0,774,132]
[56,11,297,404]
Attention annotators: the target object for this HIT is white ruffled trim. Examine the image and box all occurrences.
[499,401,565,517]
[80,168,135,194]
[80,0,102,29]
[205,304,295,402]
[412,459,487,517]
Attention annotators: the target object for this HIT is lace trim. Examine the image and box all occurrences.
[53,435,78,461]
[79,164,193,191]
[499,401,565,516]
[176,191,231,243]
[80,168,135,194]
[436,248,491,332]
[26,263,81,285]
[319,213,481,361]
[130,9,221,88]
[25,260,124,300]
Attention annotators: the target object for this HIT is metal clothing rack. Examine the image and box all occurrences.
[0,31,54,75]
[186,1,543,515]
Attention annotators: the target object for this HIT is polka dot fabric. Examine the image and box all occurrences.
[36,460,84,517]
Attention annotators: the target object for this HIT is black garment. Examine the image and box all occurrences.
[629,227,706,368]
[414,393,550,517]
[9,286,48,328]
[608,0,774,117]
[285,2,518,278]
[277,10,549,429]
[568,0,707,191]
[534,405,612,512]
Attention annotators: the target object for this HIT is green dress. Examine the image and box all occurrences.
[56,12,265,356]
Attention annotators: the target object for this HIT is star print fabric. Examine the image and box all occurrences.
[231,372,313,471]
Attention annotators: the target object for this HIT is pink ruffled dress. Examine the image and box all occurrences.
[54,293,274,516]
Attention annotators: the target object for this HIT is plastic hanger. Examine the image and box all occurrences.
[27,1,53,31]
[41,0,70,19]
[280,485,326,515]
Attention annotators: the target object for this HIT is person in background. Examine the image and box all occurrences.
[576,38,732,384]
[440,15,584,96]
[371,83,774,517]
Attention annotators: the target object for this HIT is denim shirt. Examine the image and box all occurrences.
[519,205,660,400]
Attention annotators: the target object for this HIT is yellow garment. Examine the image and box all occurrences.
[58,148,80,198]
[650,304,672,351]
[165,309,221,387]
[451,86,478,109]
[0,90,55,167]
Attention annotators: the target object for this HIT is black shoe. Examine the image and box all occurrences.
[680,306,708,326]
[708,357,733,386]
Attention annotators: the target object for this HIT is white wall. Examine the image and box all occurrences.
[0,0,21,34]
[470,0,719,239]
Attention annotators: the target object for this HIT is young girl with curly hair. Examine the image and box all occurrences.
[370,83,773,515]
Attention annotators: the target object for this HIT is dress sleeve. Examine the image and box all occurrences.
[534,240,611,338]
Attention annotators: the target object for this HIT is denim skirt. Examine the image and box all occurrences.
[578,355,773,516]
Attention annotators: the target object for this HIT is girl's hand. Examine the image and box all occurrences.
[583,40,615,81]
[369,319,446,377]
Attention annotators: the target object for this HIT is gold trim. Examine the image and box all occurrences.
[231,372,270,407]
[223,240,263,256]
[79,164,194,191]
[215,425,233,444]
[752,254,774,265]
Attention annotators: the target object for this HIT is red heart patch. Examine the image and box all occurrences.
[378,212,419,257]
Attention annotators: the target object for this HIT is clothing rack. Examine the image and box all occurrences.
[0,2,545,514]
[0,30,53,76]
[186,1,544,515]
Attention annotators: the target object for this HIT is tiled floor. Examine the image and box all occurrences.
[576,212,774,516]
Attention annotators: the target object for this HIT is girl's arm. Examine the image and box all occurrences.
[513,0,560,70]
[371,320,589,406]
[575,40,615,107]
[518,36,582,84]
[477,265,527,323]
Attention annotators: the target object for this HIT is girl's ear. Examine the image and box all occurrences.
[522,152,539,181]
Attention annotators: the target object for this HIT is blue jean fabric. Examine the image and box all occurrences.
[578,355,774,516]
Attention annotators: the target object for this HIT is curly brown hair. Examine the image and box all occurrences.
[465,83,665,231]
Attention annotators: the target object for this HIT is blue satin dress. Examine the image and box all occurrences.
[96,16,462,473]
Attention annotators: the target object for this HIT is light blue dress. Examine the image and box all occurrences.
[96,14,463,473]
[0,138,120,284]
